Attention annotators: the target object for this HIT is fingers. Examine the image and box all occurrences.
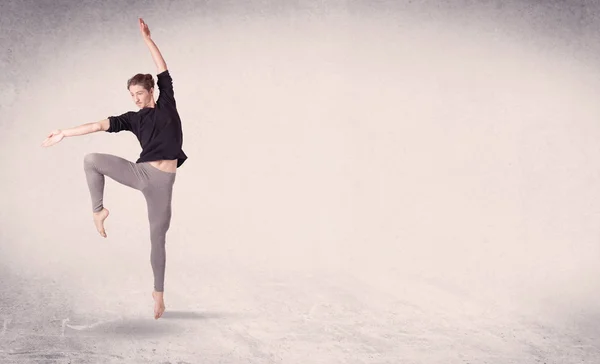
[138,19,151,38]
[41,134,60,147]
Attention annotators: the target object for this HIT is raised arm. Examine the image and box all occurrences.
[139,18,167,74]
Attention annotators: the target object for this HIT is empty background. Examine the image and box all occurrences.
[2,0,600,363]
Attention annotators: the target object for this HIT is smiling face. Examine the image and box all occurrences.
[126,73,155,109]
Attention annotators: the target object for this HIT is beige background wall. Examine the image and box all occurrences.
[2,1,600,362]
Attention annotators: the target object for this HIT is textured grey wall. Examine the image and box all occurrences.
[2,0,600,361]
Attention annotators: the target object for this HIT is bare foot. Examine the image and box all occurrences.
[152,291,165,319]
[93,208,109,238]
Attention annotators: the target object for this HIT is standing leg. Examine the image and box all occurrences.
[143,181,174,292]
[141,165,176,319]
[83,153,149,237]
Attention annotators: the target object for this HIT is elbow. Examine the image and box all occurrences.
[96,119,110,132]
[92,122,103,132]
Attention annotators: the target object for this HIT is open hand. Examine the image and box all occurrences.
[41,129,65,147]
[139,18,151,39]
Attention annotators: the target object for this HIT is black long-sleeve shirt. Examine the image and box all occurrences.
[106,70,188,168]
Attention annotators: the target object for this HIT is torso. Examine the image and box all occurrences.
[136,104,185,173]
[149,159,178,173]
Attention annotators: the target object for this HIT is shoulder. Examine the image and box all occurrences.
[120,111,140,120]
[108,110,136,120]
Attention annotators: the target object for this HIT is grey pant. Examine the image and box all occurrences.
[83,153,176,292]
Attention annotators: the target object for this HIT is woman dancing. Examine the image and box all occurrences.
[41,18,187,320]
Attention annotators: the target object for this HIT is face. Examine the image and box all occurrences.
[129,84,154,108]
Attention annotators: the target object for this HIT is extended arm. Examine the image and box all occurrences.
[63,119,110,136]
[41,119,109,147]
[139,18,167,74]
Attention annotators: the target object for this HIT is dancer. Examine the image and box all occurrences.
[41,18,187,320]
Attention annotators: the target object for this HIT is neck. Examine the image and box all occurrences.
[142,100,156,109]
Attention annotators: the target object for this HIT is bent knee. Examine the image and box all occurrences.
[83,152,111,170]
[83,152,101,167]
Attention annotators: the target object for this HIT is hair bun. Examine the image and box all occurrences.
[127,73,155,91]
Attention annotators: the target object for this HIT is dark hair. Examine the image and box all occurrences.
[127,74,154,91]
